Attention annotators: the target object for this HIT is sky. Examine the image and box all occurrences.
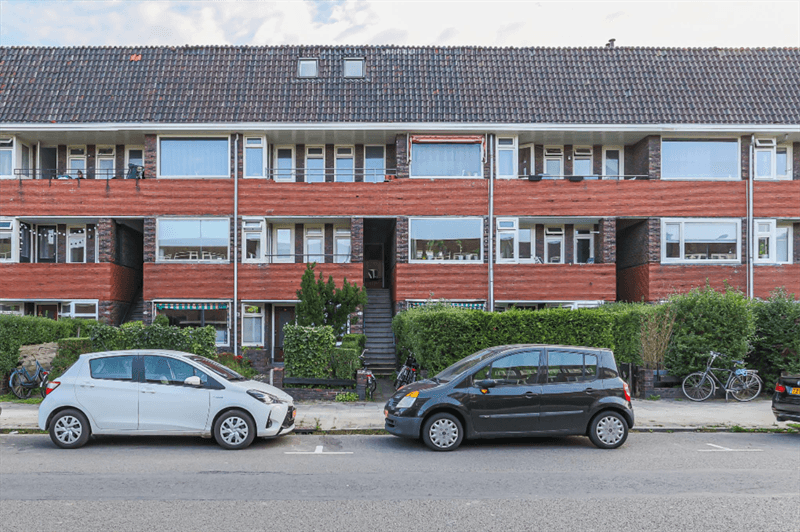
[0,0,798,48]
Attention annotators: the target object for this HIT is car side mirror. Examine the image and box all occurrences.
[476,379,496,389]
[184,376,202,386]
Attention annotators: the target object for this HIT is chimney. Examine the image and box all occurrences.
[606,39,616,49]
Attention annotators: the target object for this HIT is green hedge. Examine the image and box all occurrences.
[341,333,367,353]
[331,347,362,379]
[284,324,335,378]
[0,315,96,375]
[87,322,217,359]
[749,288,800,388]
[50,337,94,378]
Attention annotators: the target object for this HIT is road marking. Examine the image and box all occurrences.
[284,445,353,455]
[698,443,763,452]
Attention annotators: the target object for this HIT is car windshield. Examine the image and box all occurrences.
[434,348,502,382]
[187,355,246,381]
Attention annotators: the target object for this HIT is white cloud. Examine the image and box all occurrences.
[0,0,797,47]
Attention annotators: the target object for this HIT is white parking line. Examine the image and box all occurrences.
[284,445,353,455]
[698,443,763,452]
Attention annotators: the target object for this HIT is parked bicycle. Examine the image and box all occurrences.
[9,357,49,399]
[682,351,762,402]
[394,353,419,390]
[359,349,377,400]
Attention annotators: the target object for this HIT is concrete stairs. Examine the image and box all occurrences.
[363,289,396,375]
[122,287,144,324]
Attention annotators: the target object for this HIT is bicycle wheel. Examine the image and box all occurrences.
[367,377,377,400]
[682,372,714,401]
[39,374,49,398]
[9,372,33,399]
[730,373,761,402]
[394,368,409,390]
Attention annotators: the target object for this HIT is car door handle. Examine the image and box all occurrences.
[584,388,595,393]
[140,390,156,394]
[80,384,95,388]
[524,391,537,398]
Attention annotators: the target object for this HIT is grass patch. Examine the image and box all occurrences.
[645,394,661,401]
[0,393,43,404]
[0,429,48,434]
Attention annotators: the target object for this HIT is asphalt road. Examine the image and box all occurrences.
[1,432,797,531]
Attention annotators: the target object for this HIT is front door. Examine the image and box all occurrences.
[274,306,295,363]
[36,304,58,320]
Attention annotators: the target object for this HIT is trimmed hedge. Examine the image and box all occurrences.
[341,333,367,353]
[0,315,96,375]
[50,337,94,378]
[284,324,335,378]
[87,322,217,359]
[749,288,800,388]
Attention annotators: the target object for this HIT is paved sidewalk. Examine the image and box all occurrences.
[0,397,788,432]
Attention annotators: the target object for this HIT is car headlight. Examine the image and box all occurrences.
[248,389,285,404]
[396,390,419,409]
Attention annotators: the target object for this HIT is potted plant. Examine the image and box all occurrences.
[454,240,464,260]
[416,249,424,260]
[425,240,435,260]
[469,248,479,260]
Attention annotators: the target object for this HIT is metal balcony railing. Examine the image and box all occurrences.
[247,253,353,264]
[13,165,144,182]
[263,167,397,182]
[518,173,651,181]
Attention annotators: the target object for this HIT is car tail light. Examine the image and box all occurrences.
[775,383,786,393]
[623,382,631,402]
[45,381,60,395]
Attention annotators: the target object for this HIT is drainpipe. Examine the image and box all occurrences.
[233,134,239,351]
[488,134,495,312]
[747,134,754,300]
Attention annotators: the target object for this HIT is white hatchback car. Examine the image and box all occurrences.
[39,350,296,450]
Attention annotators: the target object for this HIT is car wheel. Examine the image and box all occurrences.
[49,409,91,449]
[214,410,256,450]
[422,413,463,451]
[588,411,628,449]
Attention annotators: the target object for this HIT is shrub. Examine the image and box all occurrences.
[0,315,95,375]
[0,335,22,376]
[296,263,368,339]
[665,283,755,377]
[87,322,217,359]
[217,352,258,379]
[283,324,335,378]
[639,304,676,369]
[331,347,361,379]
[152,314,170,327]
[750,288,800,388]
[50,337,94,378]
[335,392,359,402]
[341,333,367,353]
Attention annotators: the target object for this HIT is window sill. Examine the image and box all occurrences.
[157,175,230,179]
[661,260,741,265]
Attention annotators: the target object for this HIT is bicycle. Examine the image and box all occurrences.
[359,349,377,400]
[394,353,419,390]
[682,351,762,402]
[9,357,49,399]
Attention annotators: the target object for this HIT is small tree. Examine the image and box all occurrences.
[640,305,676,370]
[296,263,368,339]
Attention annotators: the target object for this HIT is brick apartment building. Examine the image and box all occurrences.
[0,45,798,368]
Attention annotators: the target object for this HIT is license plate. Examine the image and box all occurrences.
[791,388,800,395]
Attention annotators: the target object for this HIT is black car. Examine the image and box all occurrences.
[772,374,800,422]
[384,344,634,451]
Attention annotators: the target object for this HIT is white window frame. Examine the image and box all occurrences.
[304,225,325,264]
[68,145,86,178]
[572,146,595,178]
[157,135,231,179]
[60,301,99,320]
[95,146,115,178]
[755,219,793,264]
[544,226,564,264]
[242,303,265,347]
[496,137,518,179]
[343,58,365,78]
[755,138,793,180]
[410,140,484,179]
[273,145,296,182]
[661,218,741,264]
[602,146,625,179]
[573,226,595,264]
[35,224,58,264]
[156,217,231,262]
[334,146,355,182]
[543,147,563,179]
[66,225,87,264]
[776,144,793,180]
[154,300,231,346]
[409,217,484,263]
[125,146,145,166]
[0,302,23,315]
[364,145,386,183]
[298,58,319,78]
[0,219,14,262]
[661,138,741,181]
[272,224,295,264]
[334,226,352,263]
[244,136,266,179]
[496,218,518,263]
[242,218,266,263]
[0,137,14,178]
[305,146,326,183]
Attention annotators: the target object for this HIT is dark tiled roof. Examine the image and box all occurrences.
[1,45,798,124]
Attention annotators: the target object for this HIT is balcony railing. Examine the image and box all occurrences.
[13,165,144,182]
[263,167,397,182]
[518,173,651,181]
[249,253,353,264]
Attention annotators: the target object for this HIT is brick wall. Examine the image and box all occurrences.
[616,219,648,270]
[355,144,364,182]
[395,134,409,178]
[386,143,397,176]
[794,142,800,180]
[115,144,125,179]
[351,217,364,262]
[100,299,130,326]
[144,135,156,179]
[599,218,616,264]
[97,218,116,263]
[86,145,96,178]
[395,217,409,263]
[564,145,573,176]
[627,135,660,179]
[534,145,543,175]
[593,145,602,175]
[741,135,751,180]
[295,144,305,182]
[494,264,616,301]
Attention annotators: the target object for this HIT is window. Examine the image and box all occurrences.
[603,147,624,179]
[777,146,791,179]
[90,356,134,381]
[485,350,541,386]
[273,146,295,182]
[662,219,740,262]
[755,220,792,264]
[574,227,595,264]
[96,146,114,178]
[305,226,324,263]
[144,356,209,386]
[410,218,483,262]
[21,144,30,178]
[410,137,483,178]
[335,146,354,182]
[61,302,98,319]
[662,139,739,179]
[344,58,364,78]
[334,227,351,263]
[245,137,265,178]
[497,219,517,262]
[36,225,57,263]
[543,147,563,178]
[157,218,229,261]
[242,219,264,262]
[67,226,86,263]
[159,137,229,178]
[755,139,792,180]
[497,137,517,179]
[364,146,385,183]
[546,350,596,383]
[0,138,12,177]
[573,147,595,178]
[0,220,12,261]
[19,223,31,263]
[545,226,564,264]
[272,225,294,263]
[156,303,229,345]
[68,146,86,178]
[243,304,264,346]
[298,58,318,78]
[305,146,325,183]
[0,303,22,315]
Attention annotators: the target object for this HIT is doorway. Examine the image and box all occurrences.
[273,306,295,363]
[36,304,58,320]
[363,219,395,289]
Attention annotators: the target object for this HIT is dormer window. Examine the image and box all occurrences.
[298,59,318,78]
[344,58,364,78]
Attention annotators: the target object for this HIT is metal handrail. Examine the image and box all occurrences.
[519,173,651,181]
[14,167,143,182]
[248,253,353,264]
[263,167,397,182]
